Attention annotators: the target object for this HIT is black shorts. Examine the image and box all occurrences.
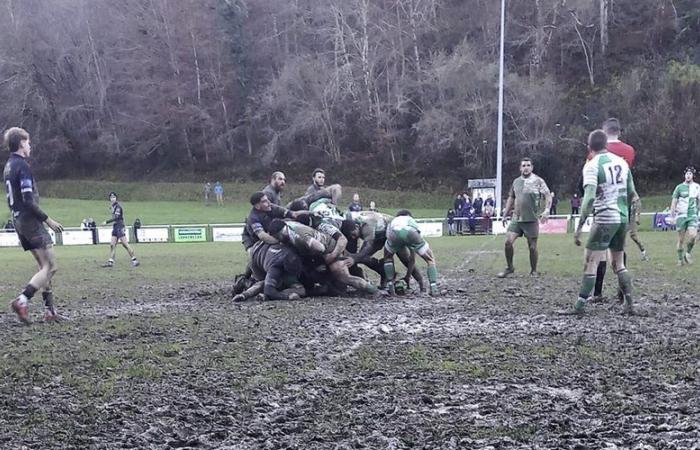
[112,225,126,238]
[14,215,53,251]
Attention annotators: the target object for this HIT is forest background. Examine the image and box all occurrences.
[0,0,698,194]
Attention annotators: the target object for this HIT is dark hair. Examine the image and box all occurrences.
[268,218,287,235]
[312,168,325,177]
[396,209,412,217]
[602,118,621,135]
[250,191,266,205]
[108,191,118,199]
[340,219,357,238]
[588,129,608,152]
[4,127,29,153]
[520,157,533,164]
[287,199,308,211]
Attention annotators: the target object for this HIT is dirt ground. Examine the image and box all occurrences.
[0,271,698,449]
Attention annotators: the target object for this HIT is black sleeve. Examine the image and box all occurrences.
[18,167,48,222]
[264,266,289,300]
[355,240,376,263]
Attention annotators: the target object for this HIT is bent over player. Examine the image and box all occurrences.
[102,192,139,267]
[3,127,65,323]
[573,130,637,314]
[383,210,438,296]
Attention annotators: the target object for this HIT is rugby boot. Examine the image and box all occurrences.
[574,297,587,315]
[684,252,693,265]
[497,267,515,278]
[429,283,439,296]
[622,295,634,315]
[385,282,395,296]
[101,260,114,268]
[10,297,31,325]
[131,259,140,267]
[43,308,69,323]
[640,250,649,261]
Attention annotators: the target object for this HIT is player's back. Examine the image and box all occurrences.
[607,140,635,168]
[583,152,631,224]
[3,154,35,217]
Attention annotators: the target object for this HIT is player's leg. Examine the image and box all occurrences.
[118,235,139,267]
[329,259,380,295]
[609,224,633,313]
[104,235,118,267]
[382,240,398,295]
[397,247,426,292]
[575,223,615,312]
[498,226,520,277]
[233,280,264,302]
[406,231,438,295]
[31,247,66,321]
[676,224,687,265]
[685,222,697,264]
[593,258,607,300]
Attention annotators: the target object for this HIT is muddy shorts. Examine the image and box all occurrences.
[384,227,429,256]
[14,214,53,251]
[507,220,539,239]
[112,225,126,239]
[676,216,697,232]
[586,222,627,252]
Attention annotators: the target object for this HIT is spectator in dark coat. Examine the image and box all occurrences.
[447,209,456,236]
[550,192,558,215]
[473,194,483,216]
[571,193,581,215]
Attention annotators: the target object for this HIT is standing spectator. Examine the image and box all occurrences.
[305,168,326,196]
[214,181,224,206]
[88,217,97,244]
[473,194,483,217]
[484,194,495,208]
[571,193,581,215]
[447,209,456,236]
[483,202,494,234]
[348,193,363,212]
[204,182,212,206]
[133,218,142,243]
[550,192,558,215]
[80,218,89,230]
[369,201,378,212]
[453,194,465,233]
[4,219,14,231]
[262,171,286,206]
[466,208,477,234]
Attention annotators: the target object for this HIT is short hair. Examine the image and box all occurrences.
[340,219,357,238]
[271,171,284,181]
[588,129,608,152]
[268,218,287,235]
[602,118,621,135]
[108,191,118,200]
[396,209,412,217]
[250,191,266,205]
[520,157,533,165]
[312,168,325,177]
[4,127,29,153]
[287,199,308,211]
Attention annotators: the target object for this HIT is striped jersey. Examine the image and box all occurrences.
[672,182,700,218]
[582,151,633,224]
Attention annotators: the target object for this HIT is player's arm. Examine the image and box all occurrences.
[329,232,348,261]
[19,171,62,232]
[540,180,552,219]
[502,185,515,219]
[670,186,680,216]
[264,266,292,300]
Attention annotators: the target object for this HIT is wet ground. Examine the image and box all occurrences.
[0,272,698,449]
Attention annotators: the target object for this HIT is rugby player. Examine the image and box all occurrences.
[3,127,65,323]
[305,168,326,196]
[383,210,438,296]
[262,171,286,206]
[498,158,552,278]
[233,241,306,302]
[573,130,637,314]
[241,192,310,253]
[101,192,139,268]
[670,167,700,266]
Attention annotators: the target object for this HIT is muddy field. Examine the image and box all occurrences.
[0,271,698,449]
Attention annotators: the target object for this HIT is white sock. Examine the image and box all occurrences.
[17,294,29,307]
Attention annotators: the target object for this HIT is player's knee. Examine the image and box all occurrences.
[504,240,514,250]
[527,241,538,252]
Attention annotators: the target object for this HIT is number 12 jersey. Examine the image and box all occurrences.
[582,151,634,225]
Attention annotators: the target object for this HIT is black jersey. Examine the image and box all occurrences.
[3,153,47,221]
[107,202,124,227]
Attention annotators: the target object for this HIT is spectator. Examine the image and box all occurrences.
[80,218,89,230]
[483,203,494,234]
[348,193,363,212]
[263,171,286,206]
[571,193,581,215]
[214,181,224,206]
[447,209,456,236]
[88,217,97,244]
[4,219,14,231]
[550,192,558,215]
[133,218,142,243]
[453,194,465,233]
[484,194,495,208]
[204,182,212,206]
[369,201,378,212]
[466,207,477,234]
[305,168,326,196]
[473,193,483,216]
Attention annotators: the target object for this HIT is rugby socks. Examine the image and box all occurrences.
[575,275,596,311]
[42,291,54,308]
[383,261,396,293]
[687,240,695,254]
[427,265,438,294]
[616,269,632,298]
[21,284,38,301]
[677,249,684,262]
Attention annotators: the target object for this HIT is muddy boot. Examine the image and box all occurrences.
[574,297,587,315]
[497,267,514,278]
[622,295,634,315]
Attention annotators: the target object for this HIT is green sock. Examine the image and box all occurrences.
[383,261,395,284]
[678,248,684,261]
[427,265,438,285]
[616,269,632,300]
[578,274,596,300]
[687,240,695,254]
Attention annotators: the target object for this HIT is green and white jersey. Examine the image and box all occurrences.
[672,182,700,218]
[388,215,420,237]
[582,151,633,224]
[509,174,550,222]
[309,198,345,235]
[355,211,393,241]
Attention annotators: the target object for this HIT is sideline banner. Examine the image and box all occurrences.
[212,226,244,242]
[417,221,443,238]
[62,229,93,246]
[0,230,20,247]
[137,227,169,243]
[98,226,131,244]
[653,213,675,230]
[173,226,207,243]
[540,218,568,234]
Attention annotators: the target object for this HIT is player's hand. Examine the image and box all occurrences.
[574,229,582,247]
[46,218,63,233]
[539,213,549,225]
[288,293,301,300]
[101,220,107,225]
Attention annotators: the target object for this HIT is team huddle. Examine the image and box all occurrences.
[1,119,696,323]
[232,172,438,302]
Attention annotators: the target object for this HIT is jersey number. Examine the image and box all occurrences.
[5,180,13,207]
[606,165,623,185]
